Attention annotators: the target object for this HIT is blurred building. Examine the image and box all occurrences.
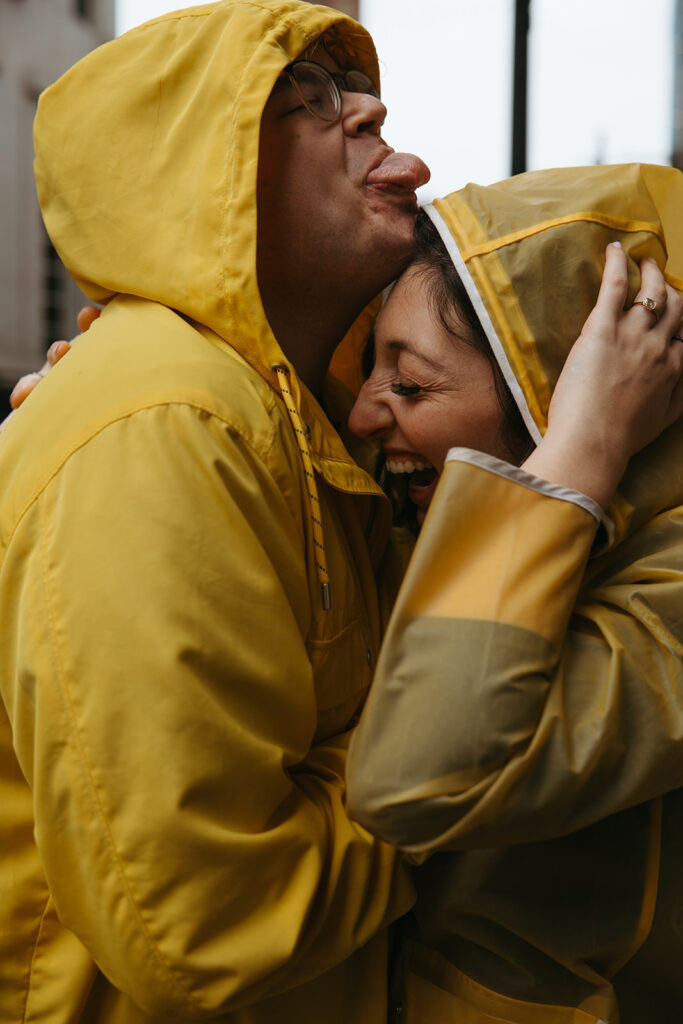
[0,0,114,400]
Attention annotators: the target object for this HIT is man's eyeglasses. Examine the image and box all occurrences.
[284,59,379,123]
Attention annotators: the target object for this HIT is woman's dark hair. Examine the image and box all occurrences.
[411,209,534,465]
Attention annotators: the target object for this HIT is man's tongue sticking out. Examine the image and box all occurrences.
[367,151,431,192]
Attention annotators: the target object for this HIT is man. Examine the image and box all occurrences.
[0,2,429,1021]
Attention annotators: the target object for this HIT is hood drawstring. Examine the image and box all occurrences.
[273,364,331,611]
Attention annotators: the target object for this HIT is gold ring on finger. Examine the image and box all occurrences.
[632,296,660,321]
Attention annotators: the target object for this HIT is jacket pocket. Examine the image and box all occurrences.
[400,941,610,1024]
[307,614,374,741]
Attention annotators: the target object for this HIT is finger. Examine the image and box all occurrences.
[9,371,46,410]
[657,284,683,340]
[659,320,683,427]
[77,305,100,333]
[662,369,683,429]
[0,410,15,435]
[47,340,72,366]
[638,280,683,344]
[631,258,668,325]
[592,242,629,320]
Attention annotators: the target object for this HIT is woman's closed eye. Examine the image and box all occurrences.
[391,381,423,398]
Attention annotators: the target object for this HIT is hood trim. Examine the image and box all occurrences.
[424,203,543,447]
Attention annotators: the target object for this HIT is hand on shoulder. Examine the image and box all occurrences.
[0,305,100,434]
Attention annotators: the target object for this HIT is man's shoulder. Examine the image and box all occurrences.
[0,299,292,533]
[84,297,281,435]
[13,298,282,440]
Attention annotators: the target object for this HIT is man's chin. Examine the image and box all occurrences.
[366,202,419,274]
[365,183,421,222]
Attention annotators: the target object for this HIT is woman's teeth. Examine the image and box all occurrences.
[385,457,432,474]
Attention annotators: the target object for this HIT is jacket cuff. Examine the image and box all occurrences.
[445,447,614,552]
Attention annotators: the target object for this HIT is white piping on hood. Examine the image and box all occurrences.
[424,202,544,447]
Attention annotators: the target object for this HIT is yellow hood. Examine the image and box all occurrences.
[427,163,683,543]
[34,0,378,393]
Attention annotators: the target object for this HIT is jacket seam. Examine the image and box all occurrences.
[135,2,291,28]
[20,895,52,1024]
[306,611,366,648]
[459,212,664,261]
[4,398,280,554]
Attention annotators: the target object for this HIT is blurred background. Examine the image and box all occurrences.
[1,0,681,406]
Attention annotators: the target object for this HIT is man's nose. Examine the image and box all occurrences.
[348,382,394,438]
[341,91,387,136]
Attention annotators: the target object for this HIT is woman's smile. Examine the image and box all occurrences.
[348,264,512,519]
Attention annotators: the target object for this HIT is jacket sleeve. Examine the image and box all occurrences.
[346,453,683,853]
[3,402,413,1017]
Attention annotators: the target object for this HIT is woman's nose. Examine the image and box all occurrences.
[348,382,394,438]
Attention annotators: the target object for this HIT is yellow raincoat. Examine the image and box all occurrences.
[0,3,414,1021]
[347,164,683,1023]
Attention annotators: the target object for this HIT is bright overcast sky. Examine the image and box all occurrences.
[117,0,676,201]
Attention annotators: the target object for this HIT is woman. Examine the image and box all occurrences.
[346,163,683,1023]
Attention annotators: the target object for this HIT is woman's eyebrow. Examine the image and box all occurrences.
[387,339,443,373]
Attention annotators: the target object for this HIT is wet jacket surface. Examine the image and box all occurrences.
[347,164,683,1023]
[0,3,414,1021]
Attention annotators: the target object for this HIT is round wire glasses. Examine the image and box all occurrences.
[284,59,380,122]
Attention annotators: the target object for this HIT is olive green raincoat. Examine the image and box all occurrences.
[347,163,683,1023]
[0,3,414,1021]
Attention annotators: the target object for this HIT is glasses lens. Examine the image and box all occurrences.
[342,69,380,99]
[290,63,340,122]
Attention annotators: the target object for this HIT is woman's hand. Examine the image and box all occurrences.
[0,305,100,434]
[524,244,683,507]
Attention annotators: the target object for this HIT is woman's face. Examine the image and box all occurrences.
[348,265,513,521]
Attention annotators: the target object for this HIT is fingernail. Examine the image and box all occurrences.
[10,373,39,403]
[611,241,622,249]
